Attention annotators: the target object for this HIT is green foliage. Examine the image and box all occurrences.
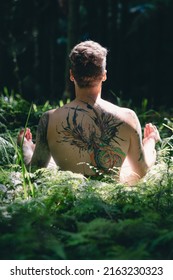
[0,160,173,259]
[0,88,30,131]
[0,136,15,165]
[0,93,173,260]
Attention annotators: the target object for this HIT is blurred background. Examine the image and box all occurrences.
[0,0,173,109]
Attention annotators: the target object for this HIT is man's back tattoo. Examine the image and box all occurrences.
[56,103,125,173]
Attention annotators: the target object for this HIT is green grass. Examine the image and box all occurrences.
[0,90,172,260]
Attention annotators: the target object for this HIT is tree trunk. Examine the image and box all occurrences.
[63,0,80,101]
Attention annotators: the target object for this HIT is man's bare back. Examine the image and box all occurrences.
[46,98,131,176]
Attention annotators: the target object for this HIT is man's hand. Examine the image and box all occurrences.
[17,128,35,151]
[143,123,161,144]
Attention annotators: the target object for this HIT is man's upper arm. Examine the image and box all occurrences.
[31,112,51,169]
[126,110,148,177]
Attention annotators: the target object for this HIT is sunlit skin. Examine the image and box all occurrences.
[17,41,161,185]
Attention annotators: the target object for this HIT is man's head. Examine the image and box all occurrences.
[69,40,107,88]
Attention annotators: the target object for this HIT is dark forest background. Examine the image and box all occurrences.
[0,0,173,109]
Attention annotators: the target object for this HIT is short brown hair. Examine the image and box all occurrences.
[69,40,107,88]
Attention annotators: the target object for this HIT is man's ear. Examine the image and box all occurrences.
[102,70,107,82]
[70,69,74,81]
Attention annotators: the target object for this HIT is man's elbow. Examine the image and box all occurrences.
[137,165,149,179]
[30,158,50,171]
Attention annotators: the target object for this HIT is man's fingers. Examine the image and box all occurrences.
[144,127,147,138]
[25,128,32,141]
[17,128,33,144]
[143,123,161,143]
[144,123,151,137]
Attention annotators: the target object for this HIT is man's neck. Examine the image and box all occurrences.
[74,83,102,104]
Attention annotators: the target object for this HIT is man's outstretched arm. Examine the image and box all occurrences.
[120,110,160,185]
[17,112,51,170]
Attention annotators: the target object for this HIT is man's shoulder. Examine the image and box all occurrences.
[103,101,139,130]
[101,99,136,118]
[46,105,72,123]
[45,108,56,115]
[120,107,137,117]
[44,108,64,119]
[119,107,138,126]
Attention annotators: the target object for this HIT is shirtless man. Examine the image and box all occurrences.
[17,40,160,185]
